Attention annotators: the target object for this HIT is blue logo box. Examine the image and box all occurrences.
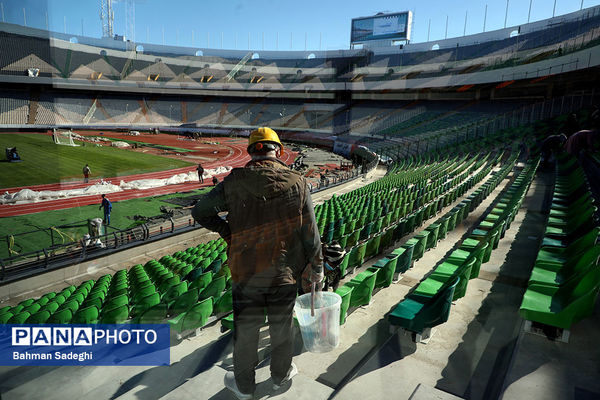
[0,324,170,366]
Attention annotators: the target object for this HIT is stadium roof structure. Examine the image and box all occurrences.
[0,6,597,97]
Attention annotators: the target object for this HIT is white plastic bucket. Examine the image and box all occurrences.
[294,291,342,353]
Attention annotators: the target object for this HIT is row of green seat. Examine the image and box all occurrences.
[388,153,534,336]
[519,154,600,330]
[220,150,504,332]
[0,238,232,330]
[333,151,510,326]
[315,153,485,245]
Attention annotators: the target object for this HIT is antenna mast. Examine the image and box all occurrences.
[100,0,114,38]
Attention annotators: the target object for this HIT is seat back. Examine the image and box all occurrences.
[181,297,214,331]
[48,309,73,324]
[170,289,199,316]
[72,306,99,324]
[100,304,129,324]
[26,310,51,324]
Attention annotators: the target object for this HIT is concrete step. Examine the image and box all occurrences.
[160,360,334,400]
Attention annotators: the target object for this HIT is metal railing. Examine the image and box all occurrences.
[0,214,201,283]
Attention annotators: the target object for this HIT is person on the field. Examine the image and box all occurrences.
[197,163,204,184]
[99,194,112,225]
[192,127,323,399]
[83,164,91,183]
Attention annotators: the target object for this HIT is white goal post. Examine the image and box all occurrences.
[52,129,80,146]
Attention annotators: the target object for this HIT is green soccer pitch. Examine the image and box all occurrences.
[0,133,193,189]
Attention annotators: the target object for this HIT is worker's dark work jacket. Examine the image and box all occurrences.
[192,157,323,287]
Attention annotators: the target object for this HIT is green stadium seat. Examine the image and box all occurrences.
[345,269,377,308]
[26,310,51,324]
[338,253,350,278]
[0,312,13,324]
[408,232,427,261]
[135,303,168,324]
[364,234,382,259]
[169,289,199,316]
[519,267,600,329]
[379,227,395,252]
[132,285,157,303]
[8,312,31,324]
[348,242,367,269]
[370,253,398,288]
[535,228,599,269]
[335,285,354,325]
[527,245,600,287]
[346,229,360,248]
[72,306,99,324]
[437,216,450,240]
[48,309,73,324]
[58,300,80,315]
[23,303,41,315]
[41,301,60,315]
[428,256,476,300]
[104,294,129,311]
[214,290,233,314]
[221,313,234,332]
[393,243,414,274]
[34,297,49,307]
[18,298,35,307]
[425,223,440,250]
[100,305,129,324]
[82,296,104,311]
[389,276,460,335]
[199,275,226,301]
[159,276,181,294]
[132,292,161,316]
[168,297,214,334]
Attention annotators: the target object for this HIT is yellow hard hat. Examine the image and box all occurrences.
[247,127,284,154]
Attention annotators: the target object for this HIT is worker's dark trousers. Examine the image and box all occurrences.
[231,282,296,394]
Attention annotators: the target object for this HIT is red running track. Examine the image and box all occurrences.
[0,136,297,217]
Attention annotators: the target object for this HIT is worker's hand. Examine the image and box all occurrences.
[309,268,324,284]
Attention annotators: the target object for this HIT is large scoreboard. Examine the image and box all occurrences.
[351,11,412,45]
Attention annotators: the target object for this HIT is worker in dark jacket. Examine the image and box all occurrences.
[192,127,323,399]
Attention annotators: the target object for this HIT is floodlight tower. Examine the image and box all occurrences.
[100,0,115,38]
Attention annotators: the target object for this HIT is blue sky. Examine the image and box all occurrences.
[2,0,599,50]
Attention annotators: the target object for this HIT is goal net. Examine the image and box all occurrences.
[52,129,79,146]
